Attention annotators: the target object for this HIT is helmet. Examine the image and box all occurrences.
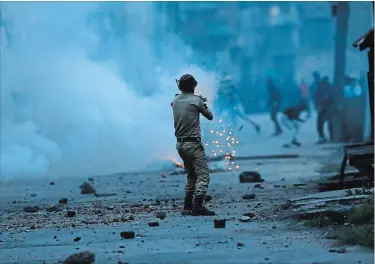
[176,74,198,93]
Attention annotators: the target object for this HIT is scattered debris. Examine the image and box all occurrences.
[62,251,95,264]
[293,183,307,187]
[30,193,37,197]
[79,181,96,195]
[66,211,76,218]
[120,231,135,239]
[329,248,346,253]
[46,203,63,213]
[239,216,251,222]
[346,187,372,197]
[49,181,55,185]
[237,242,244,247]
[73,237,81,242]
[148,222,160,227]
[242,194,256,200]
[23,206,39,213]
[318,177,370,192]
[254,184,264,189]
[296,208,349,223]
[214,219,226,229]
[284,189,372,221]
[155,211,166,220]
[105,206,115,210]
[94,193,116,197]
[239,171,264,183]
[243,212,256,218]
[59,198,68,204]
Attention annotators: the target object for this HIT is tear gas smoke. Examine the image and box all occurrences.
[0,2,217,179]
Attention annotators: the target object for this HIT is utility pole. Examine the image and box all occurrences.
[331,2,350,142]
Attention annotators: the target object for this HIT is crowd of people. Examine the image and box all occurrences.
[268,71,335,146]
[215,71,338,147]
[214,70,366,147]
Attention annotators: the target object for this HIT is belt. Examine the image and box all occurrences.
[177,137,201,143]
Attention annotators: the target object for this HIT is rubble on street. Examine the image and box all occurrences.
[0,144,373,264]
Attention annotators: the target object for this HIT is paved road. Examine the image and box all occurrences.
[0,144,373,264]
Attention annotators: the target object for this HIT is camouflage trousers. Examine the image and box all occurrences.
[176,141,210,197]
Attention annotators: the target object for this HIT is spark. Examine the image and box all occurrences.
[204,101,242,171]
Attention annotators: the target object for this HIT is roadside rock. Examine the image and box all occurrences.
[293,183,307,187]
[62,251,95,264]
[23,206,39,213]
[155,211,166,220]
[242,194,256,200]
[148,222,160,227]
[239,216,251,222]
[66,211,76,217]
[59,198,68,204]
[237,242,244,247]
[329,248,346,253]
[239,171,263,183]
[243,212,256,218]
[120,231,135,239]
[94,192,116,197]
[79,181,96,195]
[214,219,226,228]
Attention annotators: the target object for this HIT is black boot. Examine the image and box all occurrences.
[192,195,215,216]
[181,191,194,215]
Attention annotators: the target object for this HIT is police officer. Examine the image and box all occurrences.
[171,74,215,216]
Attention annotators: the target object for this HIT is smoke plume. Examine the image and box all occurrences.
[0,2,217,179]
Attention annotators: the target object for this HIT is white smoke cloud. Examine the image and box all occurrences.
[0,2,218,179]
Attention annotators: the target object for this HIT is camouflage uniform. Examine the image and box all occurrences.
[171,92,213,198]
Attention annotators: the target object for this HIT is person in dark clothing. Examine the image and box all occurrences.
[314,76,334,144]
[310,71,321,107]
[267,77,282,136]
[281,102,309,147]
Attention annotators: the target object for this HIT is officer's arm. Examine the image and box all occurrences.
[198,99,214,121]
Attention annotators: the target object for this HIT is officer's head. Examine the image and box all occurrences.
[312,71,321,81]
[176,74,198,93]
